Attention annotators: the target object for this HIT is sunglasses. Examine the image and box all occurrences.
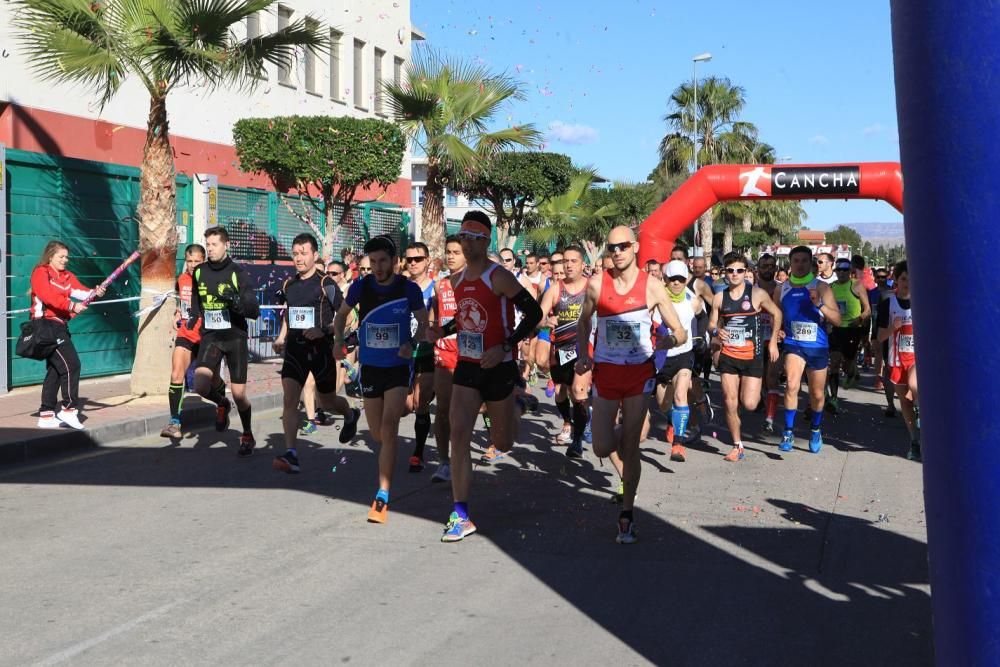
[668,276,686,282]
[405,256,427,263]
[328,271,343,277]
[725,268,747,274]
[501,256,514,263]
[359,267,372,273]
[606,241,632,253]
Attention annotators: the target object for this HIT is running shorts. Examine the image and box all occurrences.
[412,353,435,375]
[656,350,694,386]
[197,336,249,384]
[550,359,577,386]
[889,358,915,385]
[281,340,337,393]
[360,363,411,399]
[783,343,830,372]
[174,337,199,354]
[717,352,764,378]
[593,361,655,401]
[830,327,864,359]
[453,360,519,402]
[537,327,551,343]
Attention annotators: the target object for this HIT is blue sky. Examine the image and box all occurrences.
[412,0,902,230]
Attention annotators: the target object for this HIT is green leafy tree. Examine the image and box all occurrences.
[233,115,405,262]
[446,151,572,249]
[13,0,326,395]
[384,48,542,256]
[732,230,771,254]
[658,77,763,257]
[527,168,619,262]
[825,225,864,249]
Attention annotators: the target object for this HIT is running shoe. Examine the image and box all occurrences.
[525,394,540,413]
[431,463,451,483]
[238,432,256,457]
[616,514,638,544]
[874,379,885,392]
[160,419,182,439]
[215,399,232,432]
[56,408,85,430]
[808,428,824,454]
[313,408,329,425]
[555,424,573,445]
[566,441,584,459]
[906,440,922,462]
[779,432,795,452]
[367,498,388,523]
[681,424,702,445]
[480,444,507,464]
[609,481,625,504]
[441,512,477,542]
[545,379,556,398]
[884,406,897,418]
[299,420,317,436]
[842,374,855,391]
[670,444,686,463]
[409,455,425,473]
[338,407,361,444]
[825,397,839,415]
[723,446,745,462]
[761,419,775,435]
[272,450,300,474]
[37,411,59,429]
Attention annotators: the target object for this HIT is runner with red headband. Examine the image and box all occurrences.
[575,226,686,544]
[428,211,543,542]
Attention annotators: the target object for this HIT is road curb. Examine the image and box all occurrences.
[0,391,284,465]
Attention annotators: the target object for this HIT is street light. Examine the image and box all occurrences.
[692,52,712,254]
[778,155,793,163]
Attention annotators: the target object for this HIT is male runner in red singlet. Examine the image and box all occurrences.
[428,212,543,542]
[576,226,686,544]
[430,235,466,483]
[161,244,205,439]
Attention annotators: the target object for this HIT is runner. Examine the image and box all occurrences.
[777,246,841,454]
[816,252,836,284]
[429,211,543,542]
[271,234,360,473]
[539,245,591,457]
[708,253,782,462]
[755,253,784,433]
[653,259,703,462]
[827,258,871,414]
[404,242,436,473]
[188,226,260,456]
[431,235,467,483]
[878,261,919,460]
[872,267,898,416]
[161,244,205,439]
[333,235,428,524]
[672,245,714,428]
[576,226,686,544]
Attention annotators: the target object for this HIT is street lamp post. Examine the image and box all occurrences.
[691,52,712,255]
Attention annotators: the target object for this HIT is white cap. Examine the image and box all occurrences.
[665,260,689,280]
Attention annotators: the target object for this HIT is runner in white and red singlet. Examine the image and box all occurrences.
[878,261,920,461]
[429,235,466,483]
[427,212,543,543]
[576,226,686,544]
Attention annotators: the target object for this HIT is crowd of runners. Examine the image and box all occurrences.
[73,210,915,545]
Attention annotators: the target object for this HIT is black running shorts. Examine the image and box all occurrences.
[453,360,519,402]
[281,340,337,393]
[412,353,435,375]
[550,359,578,386]
[360,363,411,399]
[197,336,249,384]
[716,353,764,379]
[174,337,199,354]
[656,350,694,386]
[830,326,864,359]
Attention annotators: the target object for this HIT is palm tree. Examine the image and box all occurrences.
[658,76,760,257]
[384,48,542,257]
[715,139,777,253]
[14,0,326,395]
[527,168,616,262]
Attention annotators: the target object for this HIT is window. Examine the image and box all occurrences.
[411,185,422,206]
[277,6,293,86]
[445,189,458,207]
[329,30,342,100]
[353,39,365,108]
[373,48,385,114]
[394,57,404,88]
[304,19,318,93]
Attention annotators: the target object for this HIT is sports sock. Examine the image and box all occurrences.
[555,398,572,423]
[413,413,431,458]
[454,501,469,520]
[811,409,823,430]
[734,440,743,449]
[571,401,589,443]
[829,372,840,399]
[784,408,796,432]
[168,383,184,421]
[238,405,252,433]
[287,447,297,457]
[765,392,780,421]
[376,488,390,504]
[671,406,691,442]
[207,379,227,406]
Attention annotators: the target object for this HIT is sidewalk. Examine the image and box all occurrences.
[0,361,286,464]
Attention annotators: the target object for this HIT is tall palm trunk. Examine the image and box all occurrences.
[421,159,446,257]
[722,222,733,254]
[699,209,714,260]
[742,212,752,232]
[130,95,179,396]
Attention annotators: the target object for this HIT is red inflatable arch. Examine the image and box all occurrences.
[637,162,904,265]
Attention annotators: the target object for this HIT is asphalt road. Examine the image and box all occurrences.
[0,375,931,666]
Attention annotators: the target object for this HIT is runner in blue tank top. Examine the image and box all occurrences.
[334,235,427,526]
[777,246,841,454]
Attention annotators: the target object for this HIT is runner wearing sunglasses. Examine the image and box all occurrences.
[827,258,871,415]
[708,253,783,462]
[404,242,436,473]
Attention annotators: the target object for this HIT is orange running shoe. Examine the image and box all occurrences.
[479,444,506,464]
[723,446,745,462]
[367,498,388,523]
[670,444,686,463]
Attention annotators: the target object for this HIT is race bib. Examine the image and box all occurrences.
[725,326,749,346]
[204,309,231,331]
[791,321,818,342]
[898,334,914,353]
[458,331,484,359]
[288,306,315,330]
[366,323,399,349]
[605,320,641,350]
[179,300,191,320]
[557,345,578,366]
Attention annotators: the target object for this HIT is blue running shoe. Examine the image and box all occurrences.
[779,431,794,452]
[441,512,477,542]
[299,420,317,436]
[809,428,823,454]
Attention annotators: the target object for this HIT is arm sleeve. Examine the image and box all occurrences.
[235,267,260,319]
[345,280,362,308]
[508,288,543,345]
[187,269,203,326]
[31,267,73,312]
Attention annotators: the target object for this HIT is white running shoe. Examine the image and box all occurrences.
[56,408,85,430]
[555,424,573,445]
[431,463,451,483]
[37,411,60,428]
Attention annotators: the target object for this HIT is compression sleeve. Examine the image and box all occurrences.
[508,288,543,345]
[233,267,260,319]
